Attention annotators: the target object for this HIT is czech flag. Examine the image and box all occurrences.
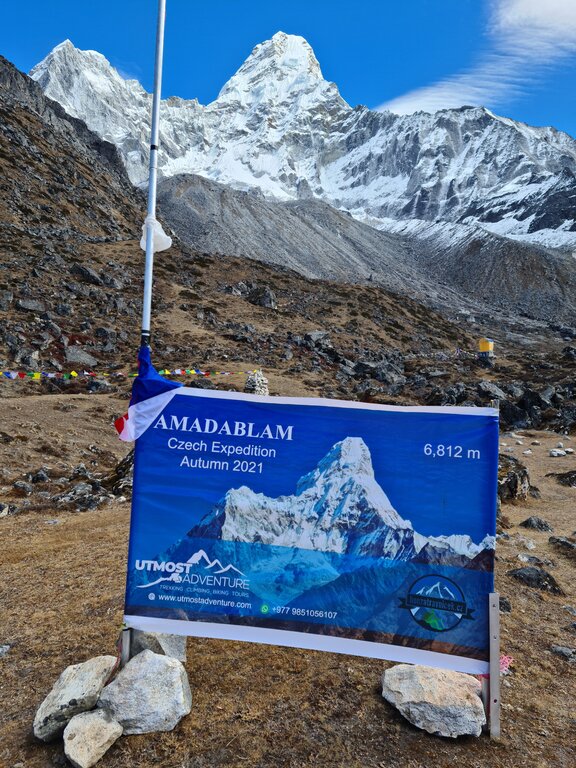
[115,346,181,442]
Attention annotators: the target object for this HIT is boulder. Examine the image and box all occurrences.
[97,650,191,735]
[15,298,46,313]
[70,263,103,286]
[33,655,117,741]
[381,664,486,738]
[550,645,576,663]
[477,381,506,400]
[63,710,123,768]
[498,454,530,503]
[519,516,553,533]
[130,630,187,662]
[65,347,98,367]
[507,566,564,595]
[247,286,277,310]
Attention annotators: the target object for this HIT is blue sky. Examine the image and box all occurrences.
[2,0,576,137]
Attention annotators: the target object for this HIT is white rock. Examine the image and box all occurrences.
[381,664,486,738]
[557,442,564,449]
[97,650,191,734]
[515,440,523,445]
[64,709,122,768]
[550,449,567,457]
[130,630,187,662]
[33,655,117,741]
[531,440,541,446]
[565,448,574,455]
[522,450,532,456]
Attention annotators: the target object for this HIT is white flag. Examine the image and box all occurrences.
[140,216,172,253]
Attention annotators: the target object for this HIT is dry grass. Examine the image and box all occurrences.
[0,395,575,768]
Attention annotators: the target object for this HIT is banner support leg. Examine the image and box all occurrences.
[120,628,132,669]
[488,592,501,738]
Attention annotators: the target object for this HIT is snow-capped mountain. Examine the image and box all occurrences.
[189,437,492,568]
[31,33,576,251]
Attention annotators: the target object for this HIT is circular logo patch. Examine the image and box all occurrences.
[400,575,473,632]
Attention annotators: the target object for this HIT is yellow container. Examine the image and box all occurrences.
[478,338,494,353]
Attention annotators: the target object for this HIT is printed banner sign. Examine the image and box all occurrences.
[123,355,498,674]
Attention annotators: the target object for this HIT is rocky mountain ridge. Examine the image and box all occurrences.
[31,33,576,252]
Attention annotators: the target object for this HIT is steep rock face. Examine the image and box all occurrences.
[31,34,576,250]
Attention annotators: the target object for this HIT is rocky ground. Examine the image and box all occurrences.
[0,393,575,768]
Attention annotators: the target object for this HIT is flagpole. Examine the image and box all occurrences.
[141,0,167,348]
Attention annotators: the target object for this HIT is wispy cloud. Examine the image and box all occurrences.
[379,0,576,115]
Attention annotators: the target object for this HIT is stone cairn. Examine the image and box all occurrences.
[244,369,269,396]
[33,631,190,768]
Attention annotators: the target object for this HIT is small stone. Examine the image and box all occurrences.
[97,650,191,735]
[557,442,564,449]
[63,710,122,768]
[550,645,576,663]
[548,536,576,560]
[130,631,187,662]
[531,440,541,446]
[0,644,11,657]
[522,450,532,456]
[565,448,574,455]
[33,655,117,741]
[564,605,576,617]
[516,440,524,445]
[519,516,553,533]
[499,596,512,613]
[550,449,567,457]
[381,664,485,738]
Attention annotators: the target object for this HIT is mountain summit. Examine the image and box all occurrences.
[217,32,329,104]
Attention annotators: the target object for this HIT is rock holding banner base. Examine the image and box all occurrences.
[381,664,486,738]
[33,655,117,741]
[63,709,123,768]
[130,630,187,662]
[97,650,191,734]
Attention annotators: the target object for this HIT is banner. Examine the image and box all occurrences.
[123,357,498,674]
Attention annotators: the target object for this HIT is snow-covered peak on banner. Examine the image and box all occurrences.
[187,435,489,564]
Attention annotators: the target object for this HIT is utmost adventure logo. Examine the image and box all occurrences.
[135,549,249,590]
[400,575,474,632]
